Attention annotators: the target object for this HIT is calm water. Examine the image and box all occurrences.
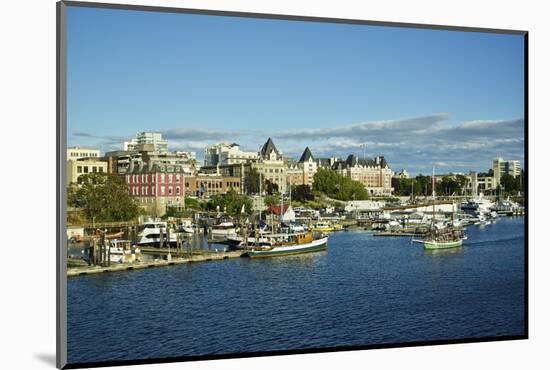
[67,217,525,364]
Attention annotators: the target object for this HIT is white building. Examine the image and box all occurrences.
[204,142,258,166]
[67,158,108,186]
[124,132,168,153]
[67,147,100,160]
[493,157,521,186]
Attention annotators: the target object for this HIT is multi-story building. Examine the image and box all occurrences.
[204,142,258,166]
[332,155,394,196]
[394,169,410,179]
[185,174,242,198]
[104,146,195,176]
[66,158,108,186]
[124,132,168,153]
[67,147,100,160]
[253,138,287,194]
[493,157,521,186]
[125,162,186,216]
[286,147,318,188]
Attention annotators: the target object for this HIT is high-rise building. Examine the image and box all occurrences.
[204,142,258,166]
[124,132,168,153]
[493,157,521,186]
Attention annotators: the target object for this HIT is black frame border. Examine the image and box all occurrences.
[57,1,529,369]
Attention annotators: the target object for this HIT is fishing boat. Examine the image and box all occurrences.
[243,231,328,258]
[108,239,142,263]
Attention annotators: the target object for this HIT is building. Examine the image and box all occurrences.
[66,158,108,186]
[104,146,195,176]
[185,174,242,198]
[67,147,100,160]
[477,175,495,193]
[124,132,168,153]
[394,169,410,179]
[125,162,186,216]
[332,155,394,196]
[253,138,287,194]
[267,204,296,223]
[204,142,258,166]
[493,157,521,186]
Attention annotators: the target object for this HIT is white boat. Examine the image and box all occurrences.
[243,232,329,258]
[108,239,142,263]
[211,222,237,237]
[137,221,178,247]
[178,219,195,233]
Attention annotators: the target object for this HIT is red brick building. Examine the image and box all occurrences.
[125,162,186,216]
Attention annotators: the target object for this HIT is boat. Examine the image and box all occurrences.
[178,219,195,233]
[243,231,329,258]
[210,222,237,238]
[311,221,337,232]
[136,221,178,247]
[422,168,465,250]
[108,239,142,263]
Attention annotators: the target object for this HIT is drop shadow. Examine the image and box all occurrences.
[34,353,56,367]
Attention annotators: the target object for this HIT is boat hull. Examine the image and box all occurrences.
[423,239,463,250]
[244,237,328,258]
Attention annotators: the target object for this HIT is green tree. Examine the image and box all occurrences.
[245,168,260,194]
[313,168,369,201]
[263,195,279,207]
[264,179,279,195]
[292,184,314,202]
[500,174,520,194]
[205,190,252,215]
[68,173,140,222]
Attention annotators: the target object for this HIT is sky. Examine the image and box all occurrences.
[66,5,525,175]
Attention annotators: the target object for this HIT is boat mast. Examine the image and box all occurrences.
[432,167,436,229]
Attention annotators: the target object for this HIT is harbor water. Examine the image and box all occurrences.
[67,217,525,364]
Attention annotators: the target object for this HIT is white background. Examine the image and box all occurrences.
[1,0,548,369]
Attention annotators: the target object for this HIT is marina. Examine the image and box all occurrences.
[67,216,525,364]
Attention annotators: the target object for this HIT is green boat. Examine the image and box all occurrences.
[423,237,463,250]
[243,232,328,258]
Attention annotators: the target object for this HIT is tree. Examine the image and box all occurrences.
[292,184,314,202]
[68,173,140,222]
[245,168,260,194]
[264,179,279,195]
[500,174,520,194]
[205,190,252,215]
[313,168,369,201]
[263,195,279,207]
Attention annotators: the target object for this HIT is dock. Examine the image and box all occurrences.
[67,251,244,277]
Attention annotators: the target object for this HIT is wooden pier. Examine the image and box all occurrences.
[67,251,244,277]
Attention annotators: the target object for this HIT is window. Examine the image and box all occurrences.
[77,166,82,174]
[176,174,180,181]
[161,174,165,183]
[161,187,165,195]
[84,166,88,173]
[99,167,104,173]
[176,186,180,195]
[169,174,173,183]
[92,166,97,173]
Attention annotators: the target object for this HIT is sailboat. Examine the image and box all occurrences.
[422,168,465,250]
[243,181,329,258]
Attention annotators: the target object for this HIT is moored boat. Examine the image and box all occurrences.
[243,232,328,258]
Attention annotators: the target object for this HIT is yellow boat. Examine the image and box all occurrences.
[311,222,339,232]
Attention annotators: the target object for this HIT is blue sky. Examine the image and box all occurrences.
[67,6,525,175]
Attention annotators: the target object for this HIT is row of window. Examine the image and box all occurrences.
[131,186,181,196]
[76,166,104,174]
[70,152,98,158]
[127,173,182,184]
